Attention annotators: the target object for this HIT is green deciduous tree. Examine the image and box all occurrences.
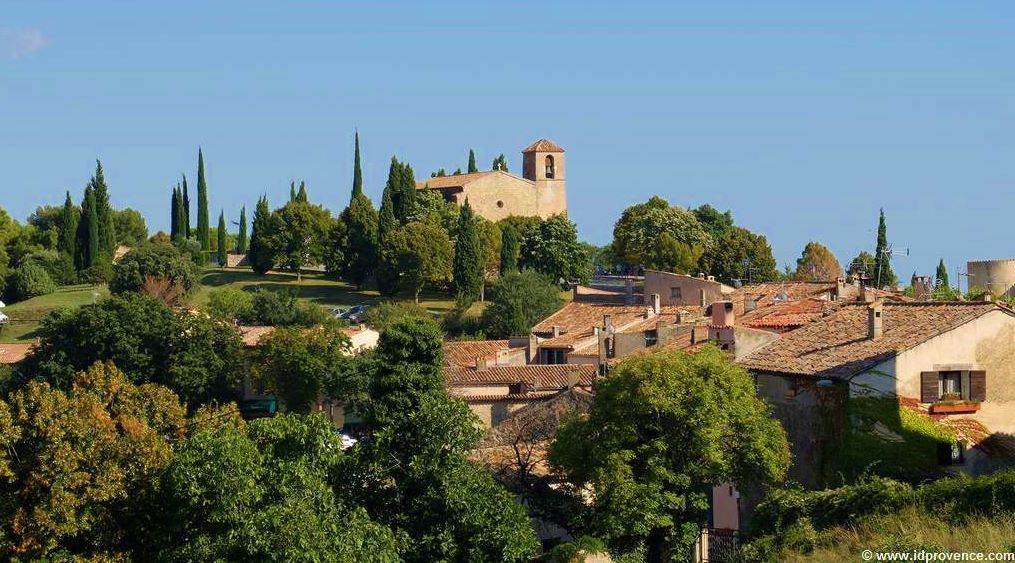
[520,214,592,285]
[110,243,199,295]
[8,261,57,302]
[481,270,563,338]
[266,201,332,281]
[236,205,248,254]
[453,200,483,305]
[645,231,703,274]
[253,325,351,413]
[611,196,711,269]
[847,250,876,283]
[378,221,454,302]
[354,317,539,562]
[340,193,379,288]
[196,149,210,264]
[692,204,734,242]
[550,346,791,560]
[248,196,274,275]
[113,208,148,247]
[793,241,842,281]
[701,226,779,284]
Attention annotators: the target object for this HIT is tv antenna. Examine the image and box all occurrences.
[875,243,909,289]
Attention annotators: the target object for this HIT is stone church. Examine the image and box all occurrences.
[415,139,568,221]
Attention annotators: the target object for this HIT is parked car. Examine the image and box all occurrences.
[341,304,369,322]
[330,307,347,319]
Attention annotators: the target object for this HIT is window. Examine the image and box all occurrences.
[540,348,567,365]
[670,287,682,299]
[544,155,555,179]
[939,371,962,398]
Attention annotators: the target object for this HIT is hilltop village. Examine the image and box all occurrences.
[1,137,1014,562]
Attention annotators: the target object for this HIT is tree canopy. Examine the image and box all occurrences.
[519,214,591,285]
[793,241,842,281]
[267,201,332,281]
[611,196,711,268]
[481,270,564,338]
[377,221,454,302]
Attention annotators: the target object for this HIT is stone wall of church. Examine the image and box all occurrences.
[448,173,542,222]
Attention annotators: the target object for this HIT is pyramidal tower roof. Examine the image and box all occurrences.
[522,139,565,153]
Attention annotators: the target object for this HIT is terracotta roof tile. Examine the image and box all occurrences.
[415,170,531,190]
[444,363,596,389]
[0,342,34,364]
[443,340,523,368]
[238,326,275,347]
[533,301,701,350]
[741,302,1010,378]
[521,139,565,153]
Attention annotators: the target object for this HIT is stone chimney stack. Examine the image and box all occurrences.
[650,293,661,315]
[711,300,735,327]
[551,325,561,338]
[602,315,613,329]
[868,301,883,339]
[476,356,488,371]
[834,277,846,301]
[860,284,875,303]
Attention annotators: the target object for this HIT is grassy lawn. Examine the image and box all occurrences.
[0,284,109,342]
[191,268,484,317]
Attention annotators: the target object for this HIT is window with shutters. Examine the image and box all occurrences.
[938,370,962,399]
[924,369,985,414]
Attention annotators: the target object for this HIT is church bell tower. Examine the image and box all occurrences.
[521,139,567,217]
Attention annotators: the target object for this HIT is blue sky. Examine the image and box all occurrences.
[2,1,1014,284]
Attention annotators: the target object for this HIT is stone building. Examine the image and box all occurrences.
[415,139,568,221]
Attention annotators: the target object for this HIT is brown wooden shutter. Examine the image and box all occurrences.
[920,371,940,403]
[969,370,987,402]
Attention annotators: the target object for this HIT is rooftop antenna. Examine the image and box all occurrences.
[876,243,909,289]
[956,268,970,295]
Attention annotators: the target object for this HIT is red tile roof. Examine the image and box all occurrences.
[521,139,565,153]
[739,298,835,330]
[0,342,34,364]
[444,363,596,389]
[238,326,275,347]
[415,170,530,190]
[533,301,701,350]
[443,340,523,368]
[740,302,1011,378]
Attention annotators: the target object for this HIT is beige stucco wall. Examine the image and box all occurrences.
[466,400,531,427]
[849,309,1015,403]
[644,270,725,307]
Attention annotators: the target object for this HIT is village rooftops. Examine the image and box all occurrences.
[445,363,596,389]
[531,300,702,351]
[443,339,527,368]
[740,301,1012,379]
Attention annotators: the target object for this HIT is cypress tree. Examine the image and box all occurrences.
[217,210,228,267]
[75,185,99,271]
[468,149,478,173]
[453,199,484,304]
[936,259,949,289]
[197,148,210,264]
[248,196,274,274]
[297,181,308,203]
[182,174,191,237]
[59,191,79,257]
[175,185,187,243]
[378,185,397,242]
[290,181,297,202]
[352,130,363,200]
[91,160,116,256]
[170,187,181,242]
[873,208,897,288]
[500,224,518,274]
[237,206,248,254]
[492,154,508,172]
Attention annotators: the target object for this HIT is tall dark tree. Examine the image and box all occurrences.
[492,154,509,172]
[181,174,191,237]
[340,193,379,288]
[236,206,248,254]
[217,211,228,267]
[289,181,297,202]
[467,149,478,173]
[74,185,99,271]
[352,130,363,200]
[378,182,397,243]
[248,196,274,275]
[196,149,210,263]
[59,191,79,257]
[873,208,897,288]
[384,157,417,223]
[500,224,518,274]
[936,259,949,289]
[170,187,182,242]
[453,200,483,304]
[91,160,116,257]
[296,181,308,203]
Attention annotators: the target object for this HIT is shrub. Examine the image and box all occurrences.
[207,287,254,322]
[22,251,76,285]
[361,300,430,332]
[110,244,199,295]
[480,270,563,338]
[8,261,57,302]
[240,289,330,327]
[79,261,114,285]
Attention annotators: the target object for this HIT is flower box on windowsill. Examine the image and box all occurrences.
[930,401,981,415]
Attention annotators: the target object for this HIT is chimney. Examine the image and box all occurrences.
[834,277,846,301]
[860,284,875,303]
[744,298,757,312]
[650,293,661,315]
[678,309,694,324]
[571,284,579,301]
[476,356,489,371]
[527,334,538,362]
[699,289,707,307]
[551,325,561,338]
[711,300,735,327]
[867,301,883,339]
[602,314,613,329]
[698,272,706,280]
[707,275,716,282]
